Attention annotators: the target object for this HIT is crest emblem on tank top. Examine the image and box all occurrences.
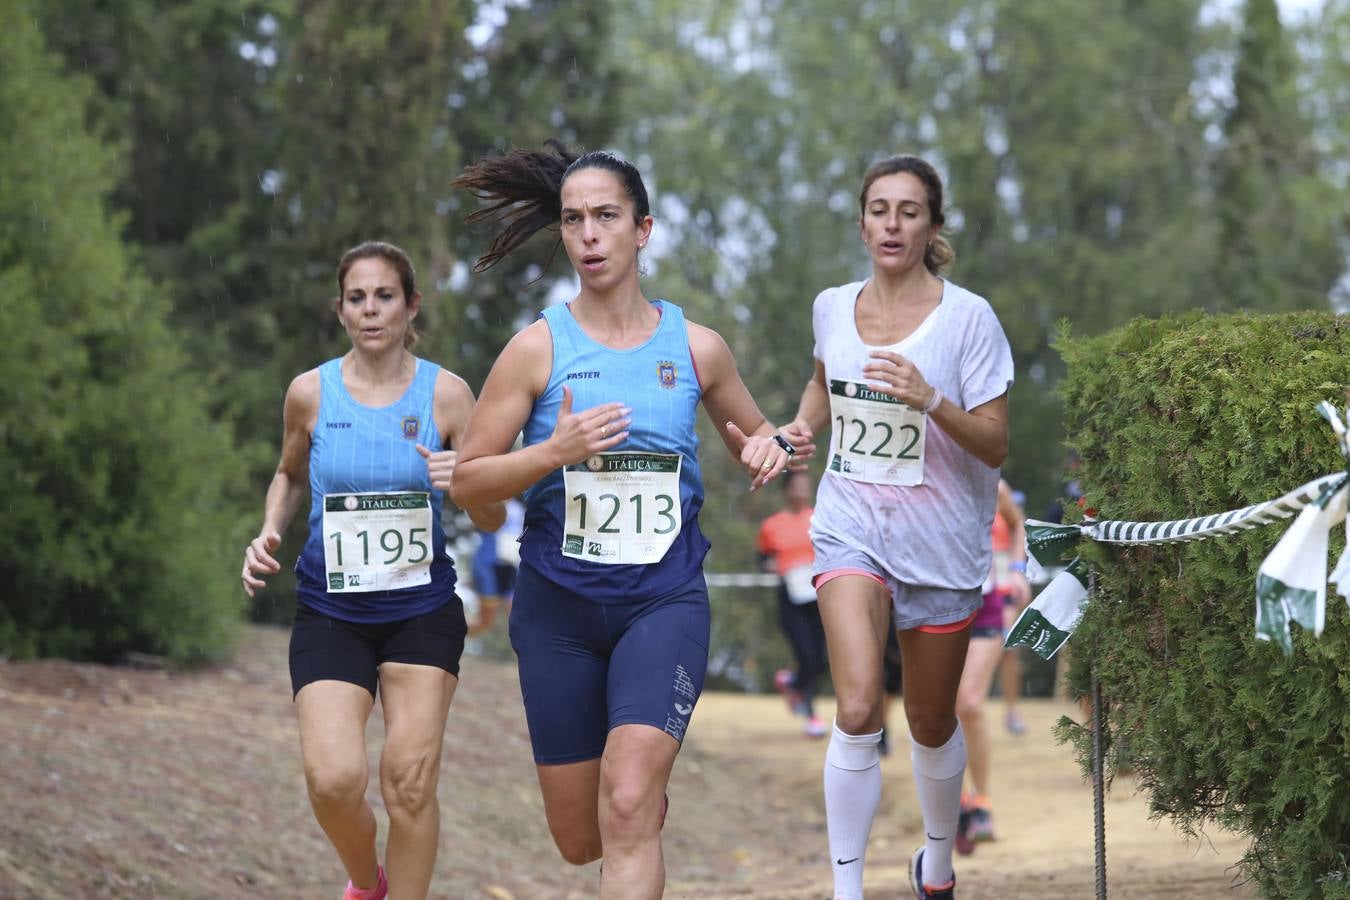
[657,360,677,388]
[401,416,419,440]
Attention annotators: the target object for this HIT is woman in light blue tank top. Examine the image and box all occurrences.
[450,144,798,897]
[240,242,505,900]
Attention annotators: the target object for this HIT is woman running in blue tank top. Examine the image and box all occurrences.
[451,143,796,900]
[240,242,505,900]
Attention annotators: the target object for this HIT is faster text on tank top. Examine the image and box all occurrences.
[295,357,457,622]
[521,300,709,602]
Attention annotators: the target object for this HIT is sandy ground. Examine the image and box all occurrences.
[675,692,1257,899]
[0,625,1257,899]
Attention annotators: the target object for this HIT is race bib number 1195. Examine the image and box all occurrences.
[322,491,433,593]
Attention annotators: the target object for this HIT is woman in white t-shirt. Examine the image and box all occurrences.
[781,155,1014,900]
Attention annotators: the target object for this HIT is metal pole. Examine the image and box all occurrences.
[1090,570,1107,899]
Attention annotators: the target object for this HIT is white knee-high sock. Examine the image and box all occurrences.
[910,723,966,887]
[824,722,883,900]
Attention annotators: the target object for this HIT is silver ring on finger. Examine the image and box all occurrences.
[601,425,608,438]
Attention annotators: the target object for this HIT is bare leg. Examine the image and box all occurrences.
[1001,599,1029,732]
[1000,647,1025,728]
[816,576,892,735]
[955,637,1004,798]
[597,724,680,900]
[296,681,379,890]
[536,759,604,865]
[897,628,969,747]
[468,596,501,637]
[377,663,456,900]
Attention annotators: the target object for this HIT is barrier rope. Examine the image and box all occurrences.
[1008,401,1350,658]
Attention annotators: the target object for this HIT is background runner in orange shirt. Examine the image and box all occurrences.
[758,470,829,738]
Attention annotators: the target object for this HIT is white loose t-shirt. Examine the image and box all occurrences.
[810,278,1014,590]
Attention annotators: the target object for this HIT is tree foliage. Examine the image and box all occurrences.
[611,0,1348,518]
[30,0,627,621]
[1215,0,1344,314]
[0,1,246,662]
[5,0,1347,678]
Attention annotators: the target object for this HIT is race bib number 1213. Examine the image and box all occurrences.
[561,452,683,565]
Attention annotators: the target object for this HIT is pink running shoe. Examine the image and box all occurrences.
[343,866,387,900]
[955,799,976,856]
[773,668,806,715]
[966,806,996,843]
[803,715,828,738]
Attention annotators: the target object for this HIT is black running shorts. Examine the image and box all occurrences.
[288,598,467,698]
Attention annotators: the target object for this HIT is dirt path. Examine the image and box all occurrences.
[675,693,1257,899]
[0,626,1256,899]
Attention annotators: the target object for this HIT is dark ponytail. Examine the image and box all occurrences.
[452,139,579,273]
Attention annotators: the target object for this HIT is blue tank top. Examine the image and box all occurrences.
[295,357,457,622]
[521,300,709,601]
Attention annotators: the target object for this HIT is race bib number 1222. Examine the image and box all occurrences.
[827,379,926,486]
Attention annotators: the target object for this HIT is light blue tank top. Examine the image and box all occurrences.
[521,300,709,601]
[295,357,456,621]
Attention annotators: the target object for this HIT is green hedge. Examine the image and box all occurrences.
[1056,311,1350,898]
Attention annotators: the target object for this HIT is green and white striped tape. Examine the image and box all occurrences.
[1007,401,1350,659]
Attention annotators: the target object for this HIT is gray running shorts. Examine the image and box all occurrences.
[813,530,982,631]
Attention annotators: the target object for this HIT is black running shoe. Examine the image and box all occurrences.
[908,846,955,899]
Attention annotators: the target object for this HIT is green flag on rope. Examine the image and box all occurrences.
[1025,522,1084,572]
[1005,556,1089,659]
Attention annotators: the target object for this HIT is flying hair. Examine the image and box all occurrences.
[453,140,651,274]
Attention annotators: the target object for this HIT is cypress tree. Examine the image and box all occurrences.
[0,1,245,662]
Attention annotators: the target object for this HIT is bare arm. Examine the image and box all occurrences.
[779,359,829,462]
[996,478,1031,606]
[242,371,317,596]
[688,322,793,490]
[426,368,506,532]
[931,393,1008,469]
[996,479,1026,559]
[450,321,631,508]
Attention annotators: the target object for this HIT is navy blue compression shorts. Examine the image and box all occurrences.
[508,564,711,765]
